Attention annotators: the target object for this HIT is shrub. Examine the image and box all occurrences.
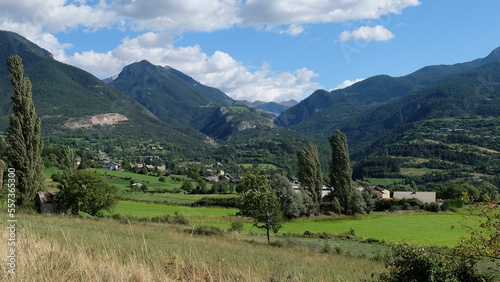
[190,226,224,236]
[172,212,189,225]
[229,218,244,231]
[378,244,487,282]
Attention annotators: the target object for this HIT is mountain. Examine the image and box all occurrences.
[276,55,486,136]
[250,100,297,116]
[0,30,208,150]
[349,60,500,183]
[108,60,276,140]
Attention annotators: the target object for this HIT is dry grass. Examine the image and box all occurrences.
[1,213,382,281]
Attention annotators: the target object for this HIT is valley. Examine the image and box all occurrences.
[1,30,499,281]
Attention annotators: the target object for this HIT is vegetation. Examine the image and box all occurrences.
[56,170,119,216]
[238,171,283,243]
[5,55,45,207]
[297,142,323,215]
[0,213,382,281]
[379,244,487,282]
[329,130,360,215]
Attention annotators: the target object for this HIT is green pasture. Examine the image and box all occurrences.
[240,163,278,170]
[112,200,476,247]
[113,200,238,219]
[365,177,404,186]
[122,193,235,204]
[91,168,186,191]
[400,167,441,176]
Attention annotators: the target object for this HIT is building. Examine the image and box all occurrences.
[35,192,60,213]
[393,191,436,203]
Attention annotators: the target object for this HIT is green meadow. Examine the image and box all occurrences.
[111,200,476,248]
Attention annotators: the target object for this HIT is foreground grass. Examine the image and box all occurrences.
[1,213,382,281]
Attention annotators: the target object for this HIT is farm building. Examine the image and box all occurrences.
[35,192,60,213]
[374,187,391,199]
[393,191,436,203]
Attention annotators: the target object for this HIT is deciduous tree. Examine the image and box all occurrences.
[238,171,282,243]
[6,55,44,207]
[56,170,118,216]
[329,130,356,215]
[297,142,322,215]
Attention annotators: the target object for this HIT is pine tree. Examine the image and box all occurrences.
[6,55,44,207]
[329,130,355,215]
[297,142,323,215]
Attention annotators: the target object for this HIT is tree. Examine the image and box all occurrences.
[59,145,77,173]
[6,55,45,207]
[329,130,357,215]
[297,142,323,215]
[56,170,118,216]
[455,199,500,261]
[270,174,307,219]
[238,171,282,243]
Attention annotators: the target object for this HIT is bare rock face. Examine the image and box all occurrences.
[64,113,128,129]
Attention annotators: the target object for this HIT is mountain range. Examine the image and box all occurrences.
[1,30,499,185]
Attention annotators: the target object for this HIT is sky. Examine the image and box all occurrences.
[1,0,499,102]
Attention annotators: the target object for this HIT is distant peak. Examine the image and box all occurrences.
[482,46,500,64]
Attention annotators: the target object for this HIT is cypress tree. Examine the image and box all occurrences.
[329,130,355,215]
[6,55,44,207]
[297,142,322,216]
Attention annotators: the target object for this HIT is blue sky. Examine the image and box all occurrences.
[1,0,499,102]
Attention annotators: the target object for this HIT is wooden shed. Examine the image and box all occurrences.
[35,192,60,213]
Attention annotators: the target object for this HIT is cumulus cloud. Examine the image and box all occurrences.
[332,78,365,90]
[339,25,395,42]
[58,32,321,102]
[0,0,117,33]
[0,0,420,101]
[241,0,420,25]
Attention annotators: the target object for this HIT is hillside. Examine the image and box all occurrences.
[0,31,209,150]
[348,61,500,185]
[276,51,493,138]
[108,61,278,140]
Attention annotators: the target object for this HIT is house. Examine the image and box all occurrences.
[104,162,121,170]
[393,191,436,203]
[374,187,391,199]
[35,192,60,213]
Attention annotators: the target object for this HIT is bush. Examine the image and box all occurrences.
[172,212,189,225]
[191,197,239,208]
[190,226,224,236]
[229,218,245,231]
[378,244,487,282]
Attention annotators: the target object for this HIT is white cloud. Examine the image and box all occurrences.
[58,32,321,102]
[333,78,365,90]
[0,0,117,33]
[111,0,241,32]
[339,25,395,42]
[241,0,420,25]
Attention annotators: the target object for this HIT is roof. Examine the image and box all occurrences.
[393,191,436,203]
[36,192,57,204]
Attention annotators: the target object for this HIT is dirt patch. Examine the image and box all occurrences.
[64,113,128,129]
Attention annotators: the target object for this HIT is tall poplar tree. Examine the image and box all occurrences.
[329,130,355,215]
[297,142,323,215]
[6,55,44,207]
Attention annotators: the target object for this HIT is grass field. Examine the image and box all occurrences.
[122,193,235,204]
[110,201,478,248]
[400,167,441,176]
[0,213,383,281]
[365,177,405,186]
[114,200,238,218]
